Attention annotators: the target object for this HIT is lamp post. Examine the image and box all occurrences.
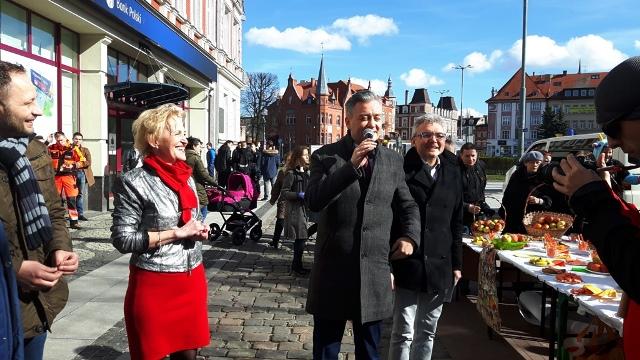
[519,0,529,157]
[453,64,472,143]
[261,108,268,150]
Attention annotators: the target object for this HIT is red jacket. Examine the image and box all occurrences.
[570,181,640,358]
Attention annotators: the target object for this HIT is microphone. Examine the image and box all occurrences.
[362,128,376,140]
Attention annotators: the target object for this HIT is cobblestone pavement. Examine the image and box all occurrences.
[65,208,452,360]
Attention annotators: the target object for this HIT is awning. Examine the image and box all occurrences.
[104,81,189,109]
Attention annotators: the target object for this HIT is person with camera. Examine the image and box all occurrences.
[500,151,552,233]
[552,56,640,359]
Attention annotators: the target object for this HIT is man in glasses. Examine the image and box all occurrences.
[389,114,464,360]
[552,56,640,359]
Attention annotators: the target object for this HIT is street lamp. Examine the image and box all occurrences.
[453,64,472,143]
[519,0,529,157]
[261,108,268,150]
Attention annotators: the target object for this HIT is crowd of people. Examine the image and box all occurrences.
[2,54,640,360]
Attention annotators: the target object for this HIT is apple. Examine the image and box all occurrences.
[549,223,557,229]
[538,216,547,224]
[557,223,566,230]
[501,234,512,243]
[534,223,543,230]
[558,220,566,227]
[543,224,550,230]
[544,215,553,224]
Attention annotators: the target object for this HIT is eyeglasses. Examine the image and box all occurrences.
[415,131,447,140]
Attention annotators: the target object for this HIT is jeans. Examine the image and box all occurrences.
[24,332,47,360]
[76,171,86,216]
[200,206,208,221]
[313,316,381,360]
[389,287,445,360]
[263,176,275,199]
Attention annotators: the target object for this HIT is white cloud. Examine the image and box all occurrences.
[332,15,398,43]
[350,77,387,96]
[246,26,351,54]
[443,50,503,74]
[399,68,444,88]
[461,107,484,117]
[508,34,626,71]
[635,40,640,50]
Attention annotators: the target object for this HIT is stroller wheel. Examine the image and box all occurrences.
[231,228,246,245]
[209,223,222,242]
[249,225,262,242]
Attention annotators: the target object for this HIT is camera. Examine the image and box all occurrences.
[537,155,598,185]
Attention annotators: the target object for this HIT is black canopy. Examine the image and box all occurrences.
[104,81,189,109]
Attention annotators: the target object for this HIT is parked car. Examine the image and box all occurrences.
[503,132,640,206]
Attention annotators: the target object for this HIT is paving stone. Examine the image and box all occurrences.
[226,349,256,358]
[199,346,228,357]
[243,318,264,326]
[286,350,313,359]
[218,318,243,326]
[224,340,252,349]
[243,325,272,334]
[271,333,299,342]
[242,332,271,342]
[255,349,288,359]
[278,341,303,351]
[251,341,279,350]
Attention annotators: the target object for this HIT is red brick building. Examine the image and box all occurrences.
[267,56,396,150]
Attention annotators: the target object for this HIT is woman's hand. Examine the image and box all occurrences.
[174,219,209,241]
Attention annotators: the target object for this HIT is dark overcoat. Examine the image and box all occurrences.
[305,135,421,323]
[391,148,464,296]
[499,165,552,234]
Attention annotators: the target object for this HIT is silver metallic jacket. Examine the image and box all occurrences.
[110,166,203,272]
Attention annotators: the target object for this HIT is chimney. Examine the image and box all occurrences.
[310,78,316,87]
[405,90,409,105]
[562,70,567,76]
[491,87,496,97]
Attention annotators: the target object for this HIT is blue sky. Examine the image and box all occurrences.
[243,0,640,117]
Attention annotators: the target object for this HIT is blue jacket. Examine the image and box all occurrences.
[0,221,23,360]
[260,149,281,179]
[206,148,216,177]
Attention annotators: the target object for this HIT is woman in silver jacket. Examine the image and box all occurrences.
[111,104,210,360]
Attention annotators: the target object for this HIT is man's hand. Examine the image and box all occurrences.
[467,204,481,214]
[350,139,377,169]
[552,154,602,197]
[17,260,62,291]
[53,250,79,275]
[390,237,414,260]
[453,270,462,286]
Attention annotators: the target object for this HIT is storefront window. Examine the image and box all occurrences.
[31,14,55,60]
[61,71,78,134]
[0,0,27,51]
[107,48,117,85]
[118,55,129,82]
[60,27,78,67]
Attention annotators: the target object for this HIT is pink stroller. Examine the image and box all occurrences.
[206,172,262,245]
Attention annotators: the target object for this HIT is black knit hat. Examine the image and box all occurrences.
[595,56,640,125]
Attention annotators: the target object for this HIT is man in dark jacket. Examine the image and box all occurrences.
[0,61,78,358]
[185,137,217,220]
[389,115,464,360]
[305,90,420,360]
[214,140,233,187]
[552,56,640,359]
[261,140,281,201]
[458,142,494,230]
[232,141,252,175]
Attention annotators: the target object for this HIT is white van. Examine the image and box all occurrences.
[502,133,640,206]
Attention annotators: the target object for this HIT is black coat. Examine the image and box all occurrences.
[499,166,552,234]
[460,160,493,226]
[391,148,464,295]
[305,135,421,323]
[214,144,232,173]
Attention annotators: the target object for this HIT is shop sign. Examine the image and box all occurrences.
[91,0,217,82]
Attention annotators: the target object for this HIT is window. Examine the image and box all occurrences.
[588,89,595,96]
[328,114,332,125]
[419,106,424,112]
[553,105,560,114]
[218,107,225,133]
[402,117,407,128]
[61,71,78,132]
[580,89,587,97]
[192,0,203,32]
[530,115,541,125]
[286,112,296,125]
[531,102,542,110]
[1,0,27,51]
[320,113,324,124]
[61,28,78,68]
[327,133,333,144]
[572,90,579,96]
[564,90,572,97]
[502,130,510,139]
[173,0,186,15]
[107,48,118,85]
[206,0,216,43]
[305,114,311,124]
[501,116,511,126]
[502,103,511,111]
[31,14,55,60]
[336,115,341,125]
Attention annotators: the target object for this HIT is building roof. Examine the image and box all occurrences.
[317,55,328,97]
[436,96,457,111]
[384,76,394,98]
[487,69,608,102]
[409,88,431,104]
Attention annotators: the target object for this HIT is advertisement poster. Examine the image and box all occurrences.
[0,50,58,138]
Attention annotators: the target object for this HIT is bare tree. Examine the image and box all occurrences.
[241,72,279,143]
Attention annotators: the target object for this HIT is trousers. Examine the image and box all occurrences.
[313,316,381,360]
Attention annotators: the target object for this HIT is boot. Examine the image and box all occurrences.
[270,218,284,249]
[291,239,309,276]
[69,220,81,230]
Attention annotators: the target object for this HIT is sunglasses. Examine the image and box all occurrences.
[415,131,447,140]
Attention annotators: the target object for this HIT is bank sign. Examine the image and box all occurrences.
[91,0,217,82]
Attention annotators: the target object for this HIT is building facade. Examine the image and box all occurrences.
[267,56,396,151]
[395,89,458,142]
[485,69,606,157]
[0,0,245,210]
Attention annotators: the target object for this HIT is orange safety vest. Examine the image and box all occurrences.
[48,141,85,175]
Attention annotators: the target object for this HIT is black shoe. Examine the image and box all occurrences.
[270,240,279,249]
[78,215,89,221]
[69,222,82,230]
[291,266,310,276]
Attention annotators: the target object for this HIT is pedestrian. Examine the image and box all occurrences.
[48,131,85,229]
[389,114,464,360]
[185,137,218,220]
[205,142,216,177]
[232,141,252,175]
[72,132,94,221]
[0,221,23,360]
[111,103,210,360]
[261,140,281,201]
[551,56,640,359]
[280,146,311,275]
[500,151,552,233]
[268,152,290,250]
[249,142,262,201]
[458,142,494,230]
[305,90,420,359]
[0,60,78,359]
[214,140,233,186]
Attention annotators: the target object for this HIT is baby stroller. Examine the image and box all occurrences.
[206,171,262,245]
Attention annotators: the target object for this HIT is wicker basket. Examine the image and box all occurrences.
[523,211,574,237]
[471,196,506,238]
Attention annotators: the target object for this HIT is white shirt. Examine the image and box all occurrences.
[422,156,441,181]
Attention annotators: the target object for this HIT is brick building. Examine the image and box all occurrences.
[267,56,396,150]
[486,68,606,156]
[395,89,459,142]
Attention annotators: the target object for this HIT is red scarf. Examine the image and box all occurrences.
[143,154,197,225]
